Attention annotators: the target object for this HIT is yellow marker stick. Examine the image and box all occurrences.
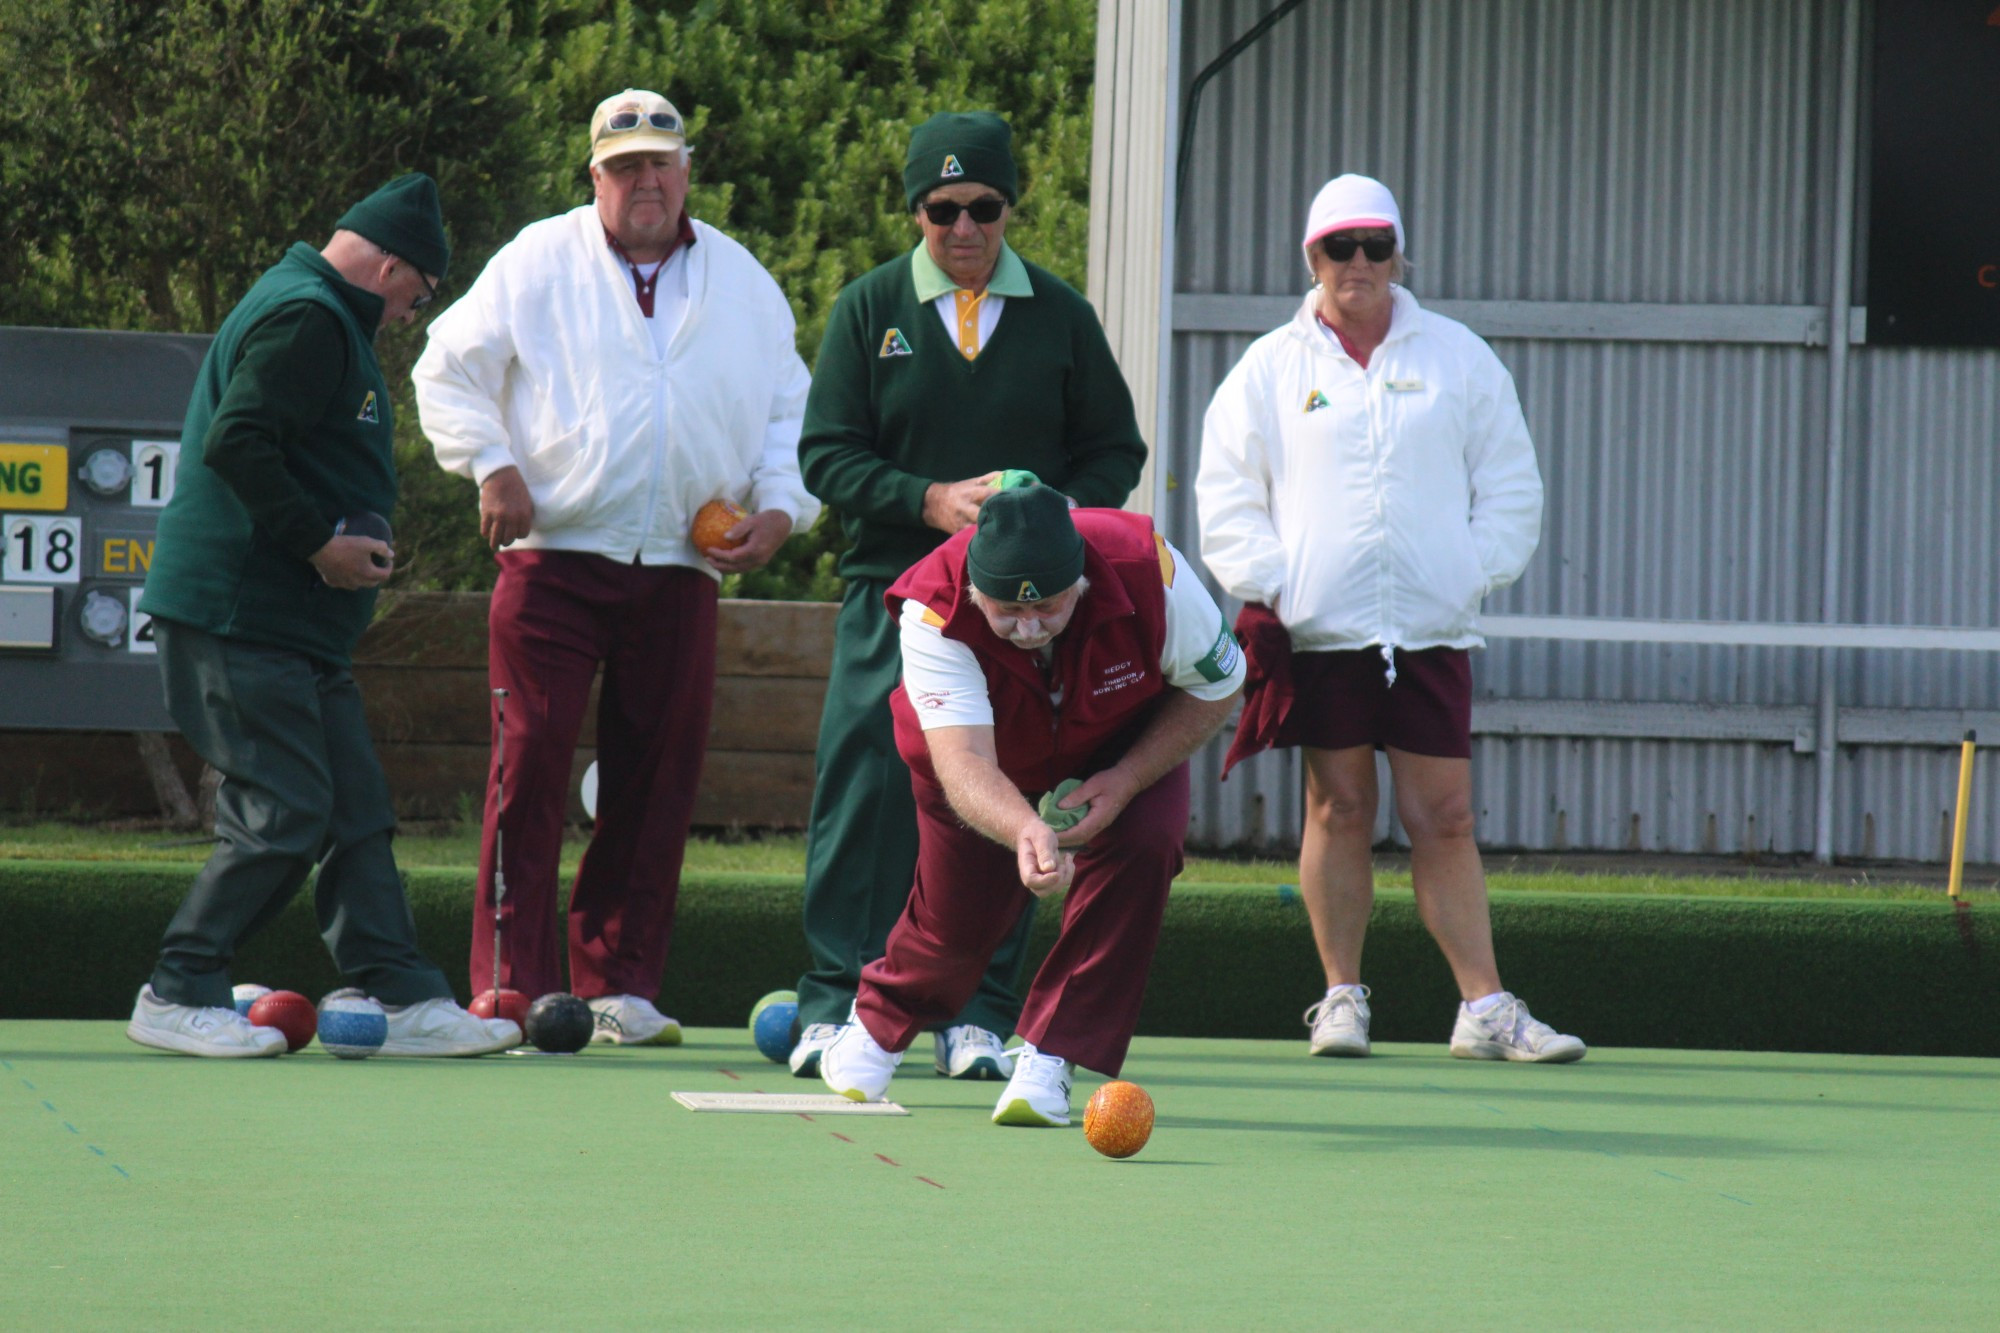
[1947,729,1976,900]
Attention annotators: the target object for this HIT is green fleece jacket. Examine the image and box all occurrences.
[799,243,1147,582]
[140,243,396,665]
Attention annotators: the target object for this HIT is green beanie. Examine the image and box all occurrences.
[336,173,451,279]
[967,483,1083,604]
[903,111,1018,210]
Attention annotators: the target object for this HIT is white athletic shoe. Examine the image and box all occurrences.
[789,1022,842,1078]
[1304,986,1372,1057]
[820,1022,903,1102]
[1449,993,1586,1064]
[933,1024,1014,1080]
[991,1044,1073,1127]
[377,998,520,1057]
[126,985,287,1058]
[586,994,683,1046]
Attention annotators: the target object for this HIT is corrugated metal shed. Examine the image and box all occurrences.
[1094,0,2000,861]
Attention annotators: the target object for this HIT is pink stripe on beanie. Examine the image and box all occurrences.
[1302,174,1405,255]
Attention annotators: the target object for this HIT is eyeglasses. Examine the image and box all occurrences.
[921,197,1007,227]
[379,246,438,311]
[405,265,438,312]
[1321,234,1396,264]
[597,107,682,142]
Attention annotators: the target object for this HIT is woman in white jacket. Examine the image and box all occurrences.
[1196,174,1583,1064]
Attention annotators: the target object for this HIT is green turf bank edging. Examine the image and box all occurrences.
[3,862,1995,1056]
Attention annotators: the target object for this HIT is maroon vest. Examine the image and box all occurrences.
[888,510,1171,793]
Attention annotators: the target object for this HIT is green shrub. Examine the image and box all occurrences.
[0,0,1100,600]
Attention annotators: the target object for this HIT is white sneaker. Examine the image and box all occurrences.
[126,985,286,1058]
[820,1022,903,1102]
[991,1044,1073,1127]
[1304,986,1372,1057]
[933,1024,1014,1080]
[377,997,520,1057]
[789,1022,842,1077]
[586,994,683,1046]
[1450,993,1586,1064]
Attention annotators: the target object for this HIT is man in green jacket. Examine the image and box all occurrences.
[130,175,519,1059]
[790,112,1148,1079]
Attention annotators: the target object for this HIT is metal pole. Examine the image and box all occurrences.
[1155,0,1184,521]
[1813,0,1862,863]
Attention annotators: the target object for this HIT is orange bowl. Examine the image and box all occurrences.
[1082,1080,1155,1159]
[692,498,750,551]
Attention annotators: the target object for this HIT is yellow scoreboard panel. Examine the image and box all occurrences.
[0,444,69,511]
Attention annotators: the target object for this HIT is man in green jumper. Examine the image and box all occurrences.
[129,175,519,1058]
[791,112,1148,1079]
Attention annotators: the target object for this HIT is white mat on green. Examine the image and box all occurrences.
[670,1091,909,1115]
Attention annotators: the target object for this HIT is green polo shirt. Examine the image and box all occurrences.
[910,241,1035,303]
[799,242,1148,582]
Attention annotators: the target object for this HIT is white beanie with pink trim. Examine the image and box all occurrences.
[1302,174,1405,258]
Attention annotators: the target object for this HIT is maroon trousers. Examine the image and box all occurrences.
[857,762,1190,1076]
[472,550,717,1001]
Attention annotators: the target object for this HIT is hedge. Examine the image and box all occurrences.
[6,861,1996,1057]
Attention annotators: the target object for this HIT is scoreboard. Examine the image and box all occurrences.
[1867,1,2000,347]
[0,327,211,730]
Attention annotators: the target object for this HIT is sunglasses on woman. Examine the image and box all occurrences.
[921,197,1007,226]
[1321,234,1396,264]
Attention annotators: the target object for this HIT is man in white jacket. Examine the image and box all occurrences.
[413,89,817,1044]
[1197,174,1583,1065]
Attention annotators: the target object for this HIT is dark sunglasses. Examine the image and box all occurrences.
[1321,234,1396,264]
[921,196,1007,226]
[598,107,682,140]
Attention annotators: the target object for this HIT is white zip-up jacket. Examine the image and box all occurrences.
[1196,286,1541,653]
[414,206,818,573]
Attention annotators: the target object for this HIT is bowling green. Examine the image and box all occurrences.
[3,1022,1996,1329]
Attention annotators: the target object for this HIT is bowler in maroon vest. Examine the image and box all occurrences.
[817,483,1246,1126]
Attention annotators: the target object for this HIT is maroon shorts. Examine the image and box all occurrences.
[1275,646,1473,759]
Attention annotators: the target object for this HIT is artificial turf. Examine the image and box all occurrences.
[3,1022,1995,1329]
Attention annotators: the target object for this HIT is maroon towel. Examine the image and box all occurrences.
[1221,603,1295,778]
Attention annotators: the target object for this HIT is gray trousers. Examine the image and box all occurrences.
[148,620,450,1009]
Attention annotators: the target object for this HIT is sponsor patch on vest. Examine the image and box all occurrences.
[1195,625,1242,683]
[1302,389,1330,413]
[357,390,379,423]
[940,154,965,179]
[1016,579,1042,602]
[879,328,914,358]
[1385,379,1425,393]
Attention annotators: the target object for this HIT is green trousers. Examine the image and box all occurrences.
[795,578,1036,1032]
[148,621,451,1010]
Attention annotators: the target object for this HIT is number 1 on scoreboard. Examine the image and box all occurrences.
[130,440,179,508]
